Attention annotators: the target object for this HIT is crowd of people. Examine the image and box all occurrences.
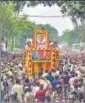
[1,51,85,102]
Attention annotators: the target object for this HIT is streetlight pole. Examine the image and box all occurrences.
[0,38,1,102]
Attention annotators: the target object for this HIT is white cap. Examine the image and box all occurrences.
[18,63,22,68]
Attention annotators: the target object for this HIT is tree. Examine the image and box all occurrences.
[1,1,85,22]
[58,1,85,42]
[0,2,37,51]
[1,1,85,49]
[1,0,57,11]
[8,15,37,50]
[61,29,80,46]
[0,2,15,59]
[9,1,85,41]
[0,2,14,39]
[2,1,85,27]
[0,1,27,12]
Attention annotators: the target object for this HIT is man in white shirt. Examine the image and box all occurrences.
[31,83,40,96]
[42,70,48,78]
[69,75,77,91]
[75,69,81,78]
[11,79,24,102]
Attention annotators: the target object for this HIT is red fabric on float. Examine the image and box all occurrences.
[46,62,51,72]
[38,50,44,59]
[38,63,42,71]
[46,50,51,59]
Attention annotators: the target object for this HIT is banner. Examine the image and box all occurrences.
[38,50,44,59]
[46,50,51,59]
[32,50,38,60]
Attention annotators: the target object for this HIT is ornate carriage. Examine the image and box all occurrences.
[24,28,60,79]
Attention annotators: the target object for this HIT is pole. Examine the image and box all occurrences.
[0,39,1,102]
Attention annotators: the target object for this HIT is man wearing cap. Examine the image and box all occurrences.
[24,86,34,102]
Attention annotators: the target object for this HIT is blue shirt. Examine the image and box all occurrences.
[63,75,70,85]
[46,74,54,83]
[52,79,60,88]
[24,80,35,87]
[38,71,43,77]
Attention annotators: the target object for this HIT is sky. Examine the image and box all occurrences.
[20,4,74,36]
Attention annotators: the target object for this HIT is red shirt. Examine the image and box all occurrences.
[35,89,46,102]
[35,86,48,102]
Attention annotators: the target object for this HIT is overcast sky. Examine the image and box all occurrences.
[20,4,74,36]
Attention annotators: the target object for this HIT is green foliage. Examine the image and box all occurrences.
[2,1,85,22]
[1,1,84,50]
[0,2,14,38]
[0,2,37,51]
[9,0,85,20]
[58,1,85,43]
[61,29,80,46]
[26,1,85,43]
[0,1,60,50]
[59,1,85,21]
[7,0,85,42]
